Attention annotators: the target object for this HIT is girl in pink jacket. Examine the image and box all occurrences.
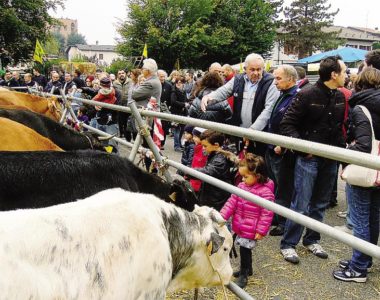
[220,153,275,288]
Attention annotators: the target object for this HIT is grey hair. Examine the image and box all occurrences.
[278,65,298,82]
[142,58,158,74]
[222,64,233,72]
[244,53,265,67]
[157,69,167,78]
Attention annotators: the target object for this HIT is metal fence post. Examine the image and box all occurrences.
[128,99,172,182]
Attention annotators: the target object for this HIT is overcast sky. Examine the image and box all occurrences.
[51,0,380,45]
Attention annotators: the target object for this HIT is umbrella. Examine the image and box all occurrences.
[298,47,367,63]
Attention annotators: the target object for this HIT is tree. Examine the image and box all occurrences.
[117,0,279,70]
[106,58,134,75]
[0,0,64,66]
[373,42,380,50]
[67,33,87,46]
[282,0,342,58]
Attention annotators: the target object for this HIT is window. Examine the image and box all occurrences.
[359,45,371,51]
[71,22,75,33]
[99,54,103,60]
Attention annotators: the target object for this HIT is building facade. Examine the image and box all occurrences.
[66,44,122,66]
[50,18,78,41]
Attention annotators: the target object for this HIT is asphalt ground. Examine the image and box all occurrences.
[120,135,380,300]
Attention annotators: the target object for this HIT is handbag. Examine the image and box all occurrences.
[341,105,380,187]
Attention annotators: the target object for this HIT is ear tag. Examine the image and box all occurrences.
[169,192,176,202]
[105,146,113,153]
[207,241,213,256]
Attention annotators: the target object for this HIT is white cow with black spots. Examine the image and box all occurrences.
[0,188,233,299]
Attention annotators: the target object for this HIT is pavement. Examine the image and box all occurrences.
[120,135,380,300]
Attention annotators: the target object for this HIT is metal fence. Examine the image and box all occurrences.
[24,90,380,299]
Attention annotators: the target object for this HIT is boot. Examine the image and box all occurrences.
[233,267,253,278]
[235,269,249,288]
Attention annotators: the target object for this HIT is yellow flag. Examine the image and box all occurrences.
[265,60,272,72]
[239,57,244,74]
[142,43,148,58]
[33,39,45,64]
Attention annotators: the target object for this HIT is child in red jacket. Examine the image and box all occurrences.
[220,153,274,288]
[188,127,207,194]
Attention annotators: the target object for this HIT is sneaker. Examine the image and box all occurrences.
[337,211,347,218]
[334,225,353,235]
[339,259,373,273]
[333,268,367,283]
[305,243,328,259]
[281,248,300,264]
[269,226,285,236]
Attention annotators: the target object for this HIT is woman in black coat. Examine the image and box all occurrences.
[170,77,189,151]
[333,67,380,283]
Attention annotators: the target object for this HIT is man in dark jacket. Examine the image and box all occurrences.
[32,68,47,88]
[201,53,280,156]
[266,65,299,236]
[0,70,20,88]
[44,72,62,95]
[279,55,347,264]
[157,69,172,147]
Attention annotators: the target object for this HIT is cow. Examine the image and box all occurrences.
[0,108,108,151]
[0,150,197,212]
[0,87,61,121]
[0,118,63,151]
[0,188,233,299]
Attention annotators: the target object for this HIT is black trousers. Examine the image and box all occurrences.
[240,246,252,273]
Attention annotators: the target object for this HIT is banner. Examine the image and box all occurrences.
[33,39,45,64]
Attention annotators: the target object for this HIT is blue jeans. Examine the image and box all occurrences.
[346,184,380,274]
[266,149,295,227]
[281,156,337,249]
[173,124,184,150]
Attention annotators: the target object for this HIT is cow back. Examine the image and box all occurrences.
[0,88,62,121]
[0,118,63,151]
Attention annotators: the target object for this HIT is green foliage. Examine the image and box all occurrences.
[67,33,87,46]
[117,0,279,70]
[373,42,380,50]
[0,0,64,66]
[282,0,343,58]
[106,58,134,75]
[71,55,89,62]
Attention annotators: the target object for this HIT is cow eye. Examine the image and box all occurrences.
[223,247,228,251]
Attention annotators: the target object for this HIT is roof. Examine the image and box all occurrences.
[298,47,367,63]
[325,26,380,42]
[69,44,116,52]
[348,27,380,37]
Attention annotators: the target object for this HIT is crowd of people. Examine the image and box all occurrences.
[1,49,379,288]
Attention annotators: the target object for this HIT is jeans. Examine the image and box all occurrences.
[265,149,295,227]
[281,156,337,249]
[173,124,184,150]
[346,184,380,274]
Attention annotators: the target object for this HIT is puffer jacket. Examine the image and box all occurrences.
[189,144,207,192]
[220,180,275,239]
[347,88,380,153]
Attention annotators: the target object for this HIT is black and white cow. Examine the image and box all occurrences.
[0,188,233,299]
[0,108,108,151]
[0,150,197,211]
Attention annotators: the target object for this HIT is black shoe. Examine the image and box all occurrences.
[235,274,248,288]
[339,259,373,273]
[269,226,284,236]
[329,200,338,208]
[233,268,253,278]
[333,268,367,283]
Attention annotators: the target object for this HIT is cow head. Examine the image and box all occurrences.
[168,179,198,211]
[167,205,233,292]
[46,97,62,121]
[83,132,116,152]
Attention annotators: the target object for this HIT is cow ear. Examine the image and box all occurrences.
[169,192,177,202]
[207,232,225,255]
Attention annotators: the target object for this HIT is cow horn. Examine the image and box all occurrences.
[169,192,177,202]
[98,133,117,141]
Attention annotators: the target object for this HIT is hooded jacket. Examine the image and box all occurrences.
[346,88,380,153]
[220,180,275,239]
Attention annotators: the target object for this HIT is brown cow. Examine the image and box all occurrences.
[0,118,63,151]
[0,88,61,121]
